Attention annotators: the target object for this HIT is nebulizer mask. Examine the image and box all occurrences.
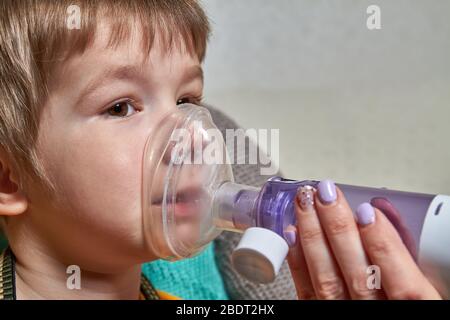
[143,104,450,286]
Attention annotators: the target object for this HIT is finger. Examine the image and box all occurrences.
[315,180,383,299]
[356,202,441,300]
[286,227,316,300]
[294,186,349,299]
[370,197,417,260]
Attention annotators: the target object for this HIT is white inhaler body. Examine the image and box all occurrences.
[142,104,450,288]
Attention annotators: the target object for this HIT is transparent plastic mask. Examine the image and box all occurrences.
[142,104,234,260]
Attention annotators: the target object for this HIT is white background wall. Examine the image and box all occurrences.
[201,0,450,195]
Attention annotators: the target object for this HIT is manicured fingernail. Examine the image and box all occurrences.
[356,202,376,225]
[317,179,337,204]
[284,230,297,247]
[297,186,315,210]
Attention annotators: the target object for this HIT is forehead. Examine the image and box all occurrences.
[49,21,201,91]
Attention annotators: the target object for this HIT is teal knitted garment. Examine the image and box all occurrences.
[142,242,229,300]
[1,233,228,299]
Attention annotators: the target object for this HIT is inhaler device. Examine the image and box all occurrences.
[142,103,450,287]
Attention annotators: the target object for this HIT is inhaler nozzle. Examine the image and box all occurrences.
[213,178,311,283]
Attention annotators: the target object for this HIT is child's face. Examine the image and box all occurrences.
[26,24,204,271]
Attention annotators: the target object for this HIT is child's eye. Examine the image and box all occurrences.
[105,100,139,118]
[177,95,203,106]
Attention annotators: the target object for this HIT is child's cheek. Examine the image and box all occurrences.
[79,132,142,221]
[43,124,146,244]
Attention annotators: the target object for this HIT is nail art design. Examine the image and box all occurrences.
[297,185,315,210]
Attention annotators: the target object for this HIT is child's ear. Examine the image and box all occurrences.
[0,157,28,216]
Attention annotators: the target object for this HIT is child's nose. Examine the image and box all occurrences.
[162,123,211,166]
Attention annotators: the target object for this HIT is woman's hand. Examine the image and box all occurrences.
[287,179,442,300]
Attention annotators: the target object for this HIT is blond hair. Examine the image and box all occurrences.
[0,0,210,195]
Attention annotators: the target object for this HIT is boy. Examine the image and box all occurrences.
[0,0,217,299]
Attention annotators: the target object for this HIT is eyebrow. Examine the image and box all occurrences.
[75,64,204,109]
[77,64,145,104]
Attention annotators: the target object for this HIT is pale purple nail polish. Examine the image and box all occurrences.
[317,179,337,204]
[284,230,297,247]
[356,202,376,225]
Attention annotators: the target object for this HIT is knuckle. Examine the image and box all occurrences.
[325,214,354,236]
[300,227,323,243]
[315,275,346,300]
[366,239,392,259]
